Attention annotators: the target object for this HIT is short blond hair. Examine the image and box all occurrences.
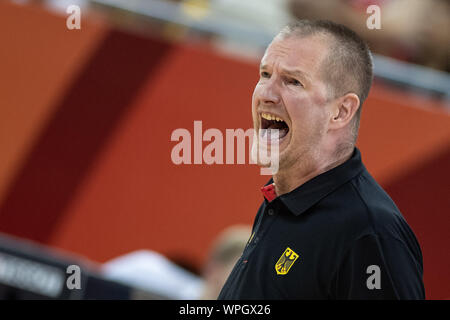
[279,20,373,140]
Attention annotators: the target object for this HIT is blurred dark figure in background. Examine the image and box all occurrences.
[200,225,251,299]
[288,0,450,72]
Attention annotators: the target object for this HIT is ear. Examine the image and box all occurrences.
[328,93,360,130]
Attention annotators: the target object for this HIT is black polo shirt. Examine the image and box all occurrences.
[218,148,425,300]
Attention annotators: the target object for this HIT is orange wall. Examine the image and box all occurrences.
[0,2,449,299]
[0,2,106,205]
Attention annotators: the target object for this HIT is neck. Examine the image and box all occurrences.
[273,146,353,196]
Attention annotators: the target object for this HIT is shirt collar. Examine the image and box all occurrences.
[261,183,277,202]
[261,148,365,216]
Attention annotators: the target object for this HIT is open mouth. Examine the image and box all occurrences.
[260,113,290,141]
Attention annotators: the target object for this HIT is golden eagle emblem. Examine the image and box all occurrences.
[275,247,299,275]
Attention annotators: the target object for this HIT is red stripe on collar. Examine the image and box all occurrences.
[261,183,277,202]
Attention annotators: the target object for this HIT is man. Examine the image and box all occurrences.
[200,225,252,299]
[218,20,425,299]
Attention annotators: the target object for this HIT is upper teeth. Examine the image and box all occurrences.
[262,113,283,122]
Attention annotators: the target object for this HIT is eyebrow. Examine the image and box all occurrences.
[260,64,311,83]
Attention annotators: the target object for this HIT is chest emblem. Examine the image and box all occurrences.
[275,247,299,275]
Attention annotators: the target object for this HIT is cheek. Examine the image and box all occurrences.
[251,92,257,110]
[311,85,329,106]
[251,84,267,124]
[288,96,327,135]
[287,96,315,126]
[251,90,259,124]
[251,85,260,111]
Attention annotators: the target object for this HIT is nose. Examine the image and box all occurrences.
[255,78,281,106]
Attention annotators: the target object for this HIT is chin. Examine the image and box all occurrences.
[251,134,289,170]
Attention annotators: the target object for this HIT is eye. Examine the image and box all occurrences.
[287,78,302,87]
[260,71,270,78]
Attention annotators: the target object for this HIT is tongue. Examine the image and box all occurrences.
[267,123,288,139]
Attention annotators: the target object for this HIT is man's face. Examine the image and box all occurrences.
[252,35,333,170]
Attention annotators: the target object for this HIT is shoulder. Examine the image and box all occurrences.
[336,170,423,264]
[349,170,414,239]
[318,169,418,246]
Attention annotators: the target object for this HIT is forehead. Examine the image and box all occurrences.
[261,35,330,76]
